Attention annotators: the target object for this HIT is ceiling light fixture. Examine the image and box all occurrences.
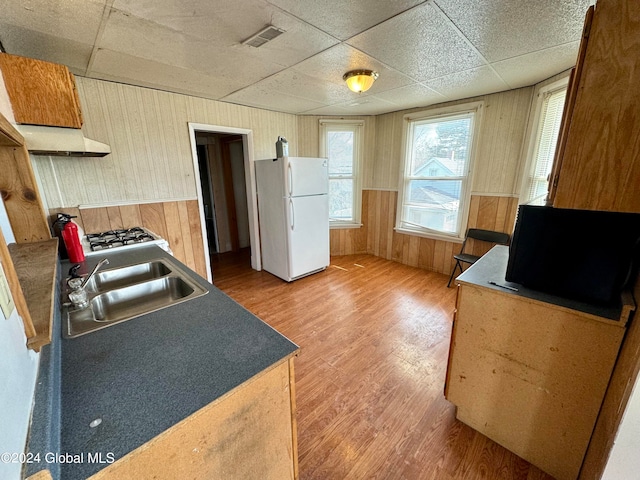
[343,70,379,93]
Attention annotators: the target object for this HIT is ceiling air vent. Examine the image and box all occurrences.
[242,25,285,48]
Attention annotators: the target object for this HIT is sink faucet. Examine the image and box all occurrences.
[81,258,110,289]
[68,258,109,309]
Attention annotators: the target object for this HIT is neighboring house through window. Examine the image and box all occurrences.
[319,120,363,227]
[520,78,568,204]
[396,102,483,240]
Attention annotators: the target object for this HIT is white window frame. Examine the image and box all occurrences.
[319,119,364,228]
[519,76,569,205]
[396,101,483,242]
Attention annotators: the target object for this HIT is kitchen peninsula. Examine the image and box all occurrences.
[445,246,634,480]
[28,245,299,480]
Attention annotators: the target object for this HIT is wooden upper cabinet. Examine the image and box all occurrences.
[551,0,640,213]
[0,53,83,128]
[547,7,593,207]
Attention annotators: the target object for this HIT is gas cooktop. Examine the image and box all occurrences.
[86,227,157,251]
[80,227,173,258]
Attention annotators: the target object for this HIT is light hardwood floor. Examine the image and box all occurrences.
[211,250,554,480]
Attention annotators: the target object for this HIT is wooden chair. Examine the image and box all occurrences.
[447,228,510,287]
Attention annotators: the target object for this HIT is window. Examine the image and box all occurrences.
[521,82,567,204]
[320,120,363,226]
[397,103,482,239]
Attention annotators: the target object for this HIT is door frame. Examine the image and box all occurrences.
[195,143,220,254]
[188,123,261,281]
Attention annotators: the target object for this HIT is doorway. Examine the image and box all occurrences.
[195,132,250,255]
[188,123,261,283]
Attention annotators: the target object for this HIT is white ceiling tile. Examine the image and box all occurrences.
[424,66,509,100]
[110,0,338,66]
[492,42,580,89]
[222,85,326,114]
[292,44,414,94]
[0,0,106,45]
[434,0,591,62]
[98,10,288,88]
[302,96,398,116]
[0,23,93,73]
[347,2,485,82]
[112,0,267,42]
[239,10,339,66]
[90,49,240,99]
[100,3,339,93]
[230,70,358,104]
[265,0,426,40]
[0,0,594,115]
[372,83,446,110]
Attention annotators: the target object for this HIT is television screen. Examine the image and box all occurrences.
[506,206,640,304]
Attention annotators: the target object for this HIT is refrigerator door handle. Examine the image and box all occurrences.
[288,164,293,196]
[289,199,295,230]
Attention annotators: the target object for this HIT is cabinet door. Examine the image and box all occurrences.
[446,284,625,480]
[552,0,640,212]
[0,53,83,128]
[547,6,592,205]
[443,284,462,398]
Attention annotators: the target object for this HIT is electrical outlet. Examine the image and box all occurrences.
[0,260,15,319]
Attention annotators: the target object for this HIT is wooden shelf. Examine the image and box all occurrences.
[8,239,58,351]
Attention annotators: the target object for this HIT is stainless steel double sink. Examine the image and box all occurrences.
[64,258,208,338]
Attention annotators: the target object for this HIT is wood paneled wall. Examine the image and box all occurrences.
[35,78,531,280]
[329,228,367,257]
[297,114,377,179]
[471,89,534,194]
[50,200,207,278]
[367,87,533,192]
[330,190,518,276]
[465,194,519,257]
[302,88,530,275]
[33,77,298,208]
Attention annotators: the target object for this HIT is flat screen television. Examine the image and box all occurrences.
[506,205,640,305]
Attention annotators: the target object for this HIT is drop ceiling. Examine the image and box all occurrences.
[0,0,592,116]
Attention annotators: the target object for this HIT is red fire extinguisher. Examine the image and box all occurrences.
[55,214,85,263]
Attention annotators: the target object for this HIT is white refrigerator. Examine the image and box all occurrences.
[255,156,329,282]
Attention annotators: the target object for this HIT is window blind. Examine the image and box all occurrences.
[526,88,567,202]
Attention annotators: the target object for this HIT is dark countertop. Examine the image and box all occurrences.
[456,245,629,322]
[56,246,298,479]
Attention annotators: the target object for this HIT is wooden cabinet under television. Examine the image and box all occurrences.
[548,0,640,213]
[0,52,83,128]
[445,247,634,480]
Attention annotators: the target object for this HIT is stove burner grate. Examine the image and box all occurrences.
[87,227,155,251]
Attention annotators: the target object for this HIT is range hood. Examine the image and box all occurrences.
[15,125,111,157]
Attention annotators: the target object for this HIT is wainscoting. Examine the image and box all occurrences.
[330,190,519,276]
[51,193,517,281]
[49,200,207,278]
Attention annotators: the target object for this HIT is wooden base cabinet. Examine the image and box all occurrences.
[89,358,298,480]
[445,282,628,480]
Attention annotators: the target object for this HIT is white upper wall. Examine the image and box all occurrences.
[32,76,299,209]
[362,86,534,193]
